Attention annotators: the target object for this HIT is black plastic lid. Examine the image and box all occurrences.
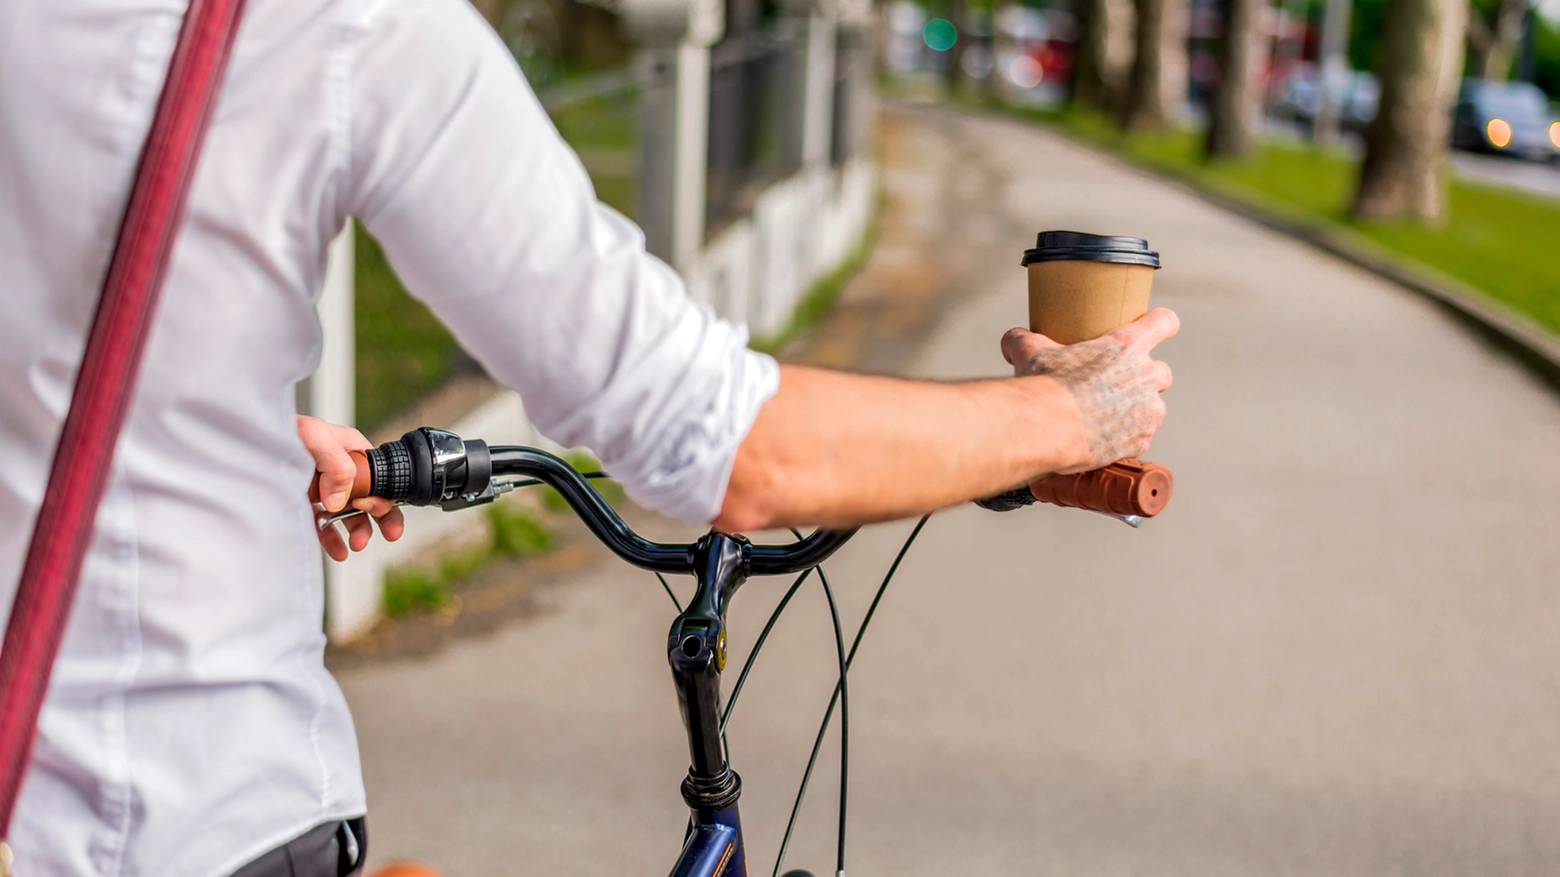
[1021,230,1161,269]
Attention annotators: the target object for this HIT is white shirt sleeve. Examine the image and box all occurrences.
[345,0,778,524]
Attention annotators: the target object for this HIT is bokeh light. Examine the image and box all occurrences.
[1008,55,1043,89]
[1485,117,1513,149]
[923,18,957,52]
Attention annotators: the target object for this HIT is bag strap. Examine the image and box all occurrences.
[0,0,248,852]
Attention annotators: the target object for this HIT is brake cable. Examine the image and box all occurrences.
[768,514,933,877]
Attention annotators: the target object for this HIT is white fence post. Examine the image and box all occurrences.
[306,222,381,643]
[620,0,725,273]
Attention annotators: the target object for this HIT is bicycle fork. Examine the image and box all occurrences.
[667,532,750,877]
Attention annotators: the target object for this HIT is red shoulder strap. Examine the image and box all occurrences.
[0,0,248,841]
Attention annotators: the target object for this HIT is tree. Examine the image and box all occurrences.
[1072,0,1136,109]
[1204,0,1266,157]
[1351,0,1466,220]
[1466,0,1528,80]
[1119,0,1189,129]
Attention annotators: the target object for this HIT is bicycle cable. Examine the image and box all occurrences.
[771,513,933,877]
[815,561,848,877]
[720,567,814,735]
[653,571,683,614]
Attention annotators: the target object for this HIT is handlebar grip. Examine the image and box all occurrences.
[347,450,374,500]
[346,442,414,502]
[1029,459,1172,517]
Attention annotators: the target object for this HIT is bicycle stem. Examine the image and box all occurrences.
[668,531,750,877]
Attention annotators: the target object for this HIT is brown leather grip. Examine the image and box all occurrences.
[347,449,372,500]
[1029,459,1173,517]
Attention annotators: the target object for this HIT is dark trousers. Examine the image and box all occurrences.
[231,818,367,877]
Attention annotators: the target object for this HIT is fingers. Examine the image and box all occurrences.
[1108,308,1180,354]
[1150,359,1173,393]
[298,415,357,513]
[1000,327,1062,367]
[341,511,375,552]
[376,506,406,542]
[317,522,349,562]
[353,497,405,543]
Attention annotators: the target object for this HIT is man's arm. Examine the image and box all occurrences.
[715,309,1177,531]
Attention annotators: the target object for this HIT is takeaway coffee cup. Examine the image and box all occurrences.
[1005,230,1172,520]
[1022,231,1161,344]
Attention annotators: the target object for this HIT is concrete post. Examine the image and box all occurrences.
[620,0,725,273]
[296,222,375,642]
[308,222,355,428]
[799,13,839,170]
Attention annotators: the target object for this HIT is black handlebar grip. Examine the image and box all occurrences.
[975,487,1038,512]
[367,440,413,501]
[346,440,413,502]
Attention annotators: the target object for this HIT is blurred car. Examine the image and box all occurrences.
[1274,63,1379,133]
[1453,79,1560,161]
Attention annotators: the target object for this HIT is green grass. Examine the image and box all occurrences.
[1011,105,1560,336]
[353,224,461,431]
[380,502,558,619]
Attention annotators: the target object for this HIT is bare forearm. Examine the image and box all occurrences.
[713,365,1087,531]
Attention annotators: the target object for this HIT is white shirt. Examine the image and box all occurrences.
[0,0,778,873]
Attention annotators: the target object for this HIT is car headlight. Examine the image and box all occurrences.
[1486,118,1513,148]
[1550,120,1560,150]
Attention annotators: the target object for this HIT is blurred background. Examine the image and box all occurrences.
[300,0,1560,871]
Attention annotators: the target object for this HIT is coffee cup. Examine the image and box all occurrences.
[1022,231,1160,344]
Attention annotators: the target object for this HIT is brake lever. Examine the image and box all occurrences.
[314,473,529,531]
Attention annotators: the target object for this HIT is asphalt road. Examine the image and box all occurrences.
[337,104,1560,876]
[1451,151,1560,199]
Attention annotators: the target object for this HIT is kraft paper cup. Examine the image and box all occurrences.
[1023,231,1161,344]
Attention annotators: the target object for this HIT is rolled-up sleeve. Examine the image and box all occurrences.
[344,0,778,523]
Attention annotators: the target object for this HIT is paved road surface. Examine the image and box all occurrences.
[1452,151,1560,199]
[337,104,1560,876]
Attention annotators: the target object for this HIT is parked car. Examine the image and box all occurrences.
[1273,63,1380,133]
[1452,79,1560,161]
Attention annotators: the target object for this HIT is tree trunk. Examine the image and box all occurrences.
[1073,0,1138,109]
[1466,0,1527,80]
[1119,0,1188,130]
[1351,0,1466,220]
[946,0,969,95]
[1072,0,1114,107]
[1204,0,1265,157]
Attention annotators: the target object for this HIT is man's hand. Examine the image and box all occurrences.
[298,415,405,561]
[715,308,1179,531]
[1000,308,1178,472]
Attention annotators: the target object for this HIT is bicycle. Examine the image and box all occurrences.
[324,427,1167,877]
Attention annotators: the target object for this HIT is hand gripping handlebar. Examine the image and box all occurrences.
[334,428,854,576]
[975,459,1173,521]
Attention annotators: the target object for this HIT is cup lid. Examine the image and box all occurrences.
[1021,230,1161,269]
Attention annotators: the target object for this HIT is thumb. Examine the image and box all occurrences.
[298,416,357,513]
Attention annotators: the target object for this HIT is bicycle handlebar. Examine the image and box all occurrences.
[331,426,1165,577]
[342,428,854,576]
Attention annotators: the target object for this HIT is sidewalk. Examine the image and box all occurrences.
[337,104,1560,875]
